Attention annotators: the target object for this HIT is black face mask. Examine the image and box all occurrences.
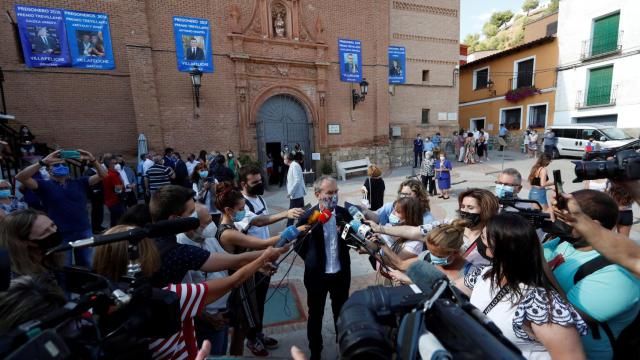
[459,211,481,227]
[30,231,63,251]
[247,182,265,196]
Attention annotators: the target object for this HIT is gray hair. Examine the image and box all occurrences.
[284,152,295,161]
[152,154,164,164]
[500,168,522,185]
[313,175,337,193]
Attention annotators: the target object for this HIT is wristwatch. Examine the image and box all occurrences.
[38,160,46,167]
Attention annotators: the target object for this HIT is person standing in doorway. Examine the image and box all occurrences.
[285,152,305,226]
[413,134,424,168]
[279,144,291,188]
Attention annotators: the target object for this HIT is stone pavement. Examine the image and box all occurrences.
[246,150,640,359]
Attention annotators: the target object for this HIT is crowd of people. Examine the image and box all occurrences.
[0,130,638,360]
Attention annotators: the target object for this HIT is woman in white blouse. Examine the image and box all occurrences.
[462,213,587,360]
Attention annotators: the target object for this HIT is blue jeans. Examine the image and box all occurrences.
[528,187,548,206]
[61,228,93,267]
[195,318,229,356]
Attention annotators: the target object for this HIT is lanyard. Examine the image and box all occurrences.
[483,286,509,315]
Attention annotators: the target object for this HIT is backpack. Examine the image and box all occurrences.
[573,256,640,359]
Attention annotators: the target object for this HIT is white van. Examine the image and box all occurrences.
[547,125,635,158]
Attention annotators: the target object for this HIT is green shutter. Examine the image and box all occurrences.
[587,66,613,106]
[591,13,620,56]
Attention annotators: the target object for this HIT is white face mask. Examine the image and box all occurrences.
[202,221,218,239]
[114,164,122,171]
[440,156,445,161]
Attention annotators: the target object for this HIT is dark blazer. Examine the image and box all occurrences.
[174,159,190,188]
[295,205,353,275]
[33,35,57,53]
[343,62,358,74]
[186,47,205,60]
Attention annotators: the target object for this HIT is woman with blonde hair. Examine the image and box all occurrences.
[361,164,385,210]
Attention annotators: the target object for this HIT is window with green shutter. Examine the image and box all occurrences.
[587,65,613,106]
[591,13,620,56]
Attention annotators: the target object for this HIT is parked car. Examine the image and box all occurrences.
[548,124,635,158]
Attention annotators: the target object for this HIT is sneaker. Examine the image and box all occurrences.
[258,334,279,349]
[247,339,269,357]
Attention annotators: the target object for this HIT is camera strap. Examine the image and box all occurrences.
[482,286,509,315]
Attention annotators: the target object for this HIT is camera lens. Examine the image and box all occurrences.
[573,160,618,181]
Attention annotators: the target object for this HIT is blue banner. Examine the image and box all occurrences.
[15,4,71,68]
[339,39,362,83]
[388,46,406,84]
[173,16,214,73]
[63,10,115,70]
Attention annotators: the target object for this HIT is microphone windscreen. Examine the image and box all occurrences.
[406,261,447,295]
[318,209,333,224]
[349,219,362,232]
[146,217,201,238]
[308,210,321,224]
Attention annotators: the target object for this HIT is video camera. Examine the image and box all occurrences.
[498,197,550,229]
[336,261,524,359]
[573,139,640,182]
[0,217,200,360]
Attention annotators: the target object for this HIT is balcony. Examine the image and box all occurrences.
[575,85,618,109]
[508,73,536,91]
[580,31,623,60]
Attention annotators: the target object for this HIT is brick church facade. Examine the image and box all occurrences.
[0,0,460,170]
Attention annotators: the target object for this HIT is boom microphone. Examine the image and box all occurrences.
[46,217,201,255]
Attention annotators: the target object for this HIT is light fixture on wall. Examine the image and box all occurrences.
[189,66,203,107]
[352,78,369,109]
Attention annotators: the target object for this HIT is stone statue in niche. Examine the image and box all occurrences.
[273,6,286,38]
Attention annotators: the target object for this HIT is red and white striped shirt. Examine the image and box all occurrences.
[149,283,208,360]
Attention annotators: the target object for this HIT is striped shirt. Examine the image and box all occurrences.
[149,283,208,360]
[146,164,173,191]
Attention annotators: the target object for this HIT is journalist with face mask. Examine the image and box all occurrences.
[544,190,640,359]
[366,179,433,226]
[0,179,27,219]
[15,149,106,267]
[462,213,587,360]
[457,188,499,267]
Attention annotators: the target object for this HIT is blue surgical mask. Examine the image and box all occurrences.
[0,189,11,198]
[234,210,246,222]
[51,164,70,177]
[495,184,515,199]
[429,252,452,266]
[389,212,402,225]
[198,170,209,178]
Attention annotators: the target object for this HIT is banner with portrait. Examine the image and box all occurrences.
[63,10,115,70]
[388,46,406,84]
[339,39,362,83]
[15,4,71,68]
[173,16,214,73]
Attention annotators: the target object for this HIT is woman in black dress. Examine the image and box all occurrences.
[362,165,385,211]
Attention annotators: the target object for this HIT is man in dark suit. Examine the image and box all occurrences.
[185,38,205,60]
[344,53,358,74]
[295,176,353,360]
[32,27,57,54]
[172,152,191,188]
[389,60,402,77]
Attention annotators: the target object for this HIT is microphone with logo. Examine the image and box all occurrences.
[275,208,333,248]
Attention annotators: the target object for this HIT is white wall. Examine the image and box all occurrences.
[554,0,640,129]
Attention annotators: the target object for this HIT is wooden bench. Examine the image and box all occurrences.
[336,157,371,181]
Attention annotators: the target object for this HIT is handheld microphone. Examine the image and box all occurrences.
[406,261,447,297]
[46,217,200,254]
[349,219,374,241]
[348,206,365,223]
[275,225,301,248]
[418,219,454,236]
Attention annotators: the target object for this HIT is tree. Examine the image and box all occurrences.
[490,10,514,28]
[545,0,559,15]
[482,23,499,38]
[522,0,539,15]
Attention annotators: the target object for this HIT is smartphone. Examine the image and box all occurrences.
[553,170,567,210]
[59,149,81,160]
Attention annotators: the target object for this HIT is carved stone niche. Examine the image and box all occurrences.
[269,1,291,39]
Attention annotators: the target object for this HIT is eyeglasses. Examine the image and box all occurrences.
[495,181,519,187]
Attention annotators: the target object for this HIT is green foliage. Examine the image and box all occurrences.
[320,161,333,175]
[238,154,260,168]
[482,23,499,38]
[522,0,539,13]
[545,0,559,14]
[511,28,525,47]
[490,10,514,28]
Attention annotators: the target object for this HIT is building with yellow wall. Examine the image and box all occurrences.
[459,15,558,149]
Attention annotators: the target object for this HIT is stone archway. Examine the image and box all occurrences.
[256,94,314,171]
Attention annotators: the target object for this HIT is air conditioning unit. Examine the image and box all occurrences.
[390,126,401,137]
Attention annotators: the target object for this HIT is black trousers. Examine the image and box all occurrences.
[89,190,104,233]
[288,197,304,226]
[421,175,436,195]
[279,165,289,187]
[414,151,422,168]
[304,269,350,359]
[247,272,270,340]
